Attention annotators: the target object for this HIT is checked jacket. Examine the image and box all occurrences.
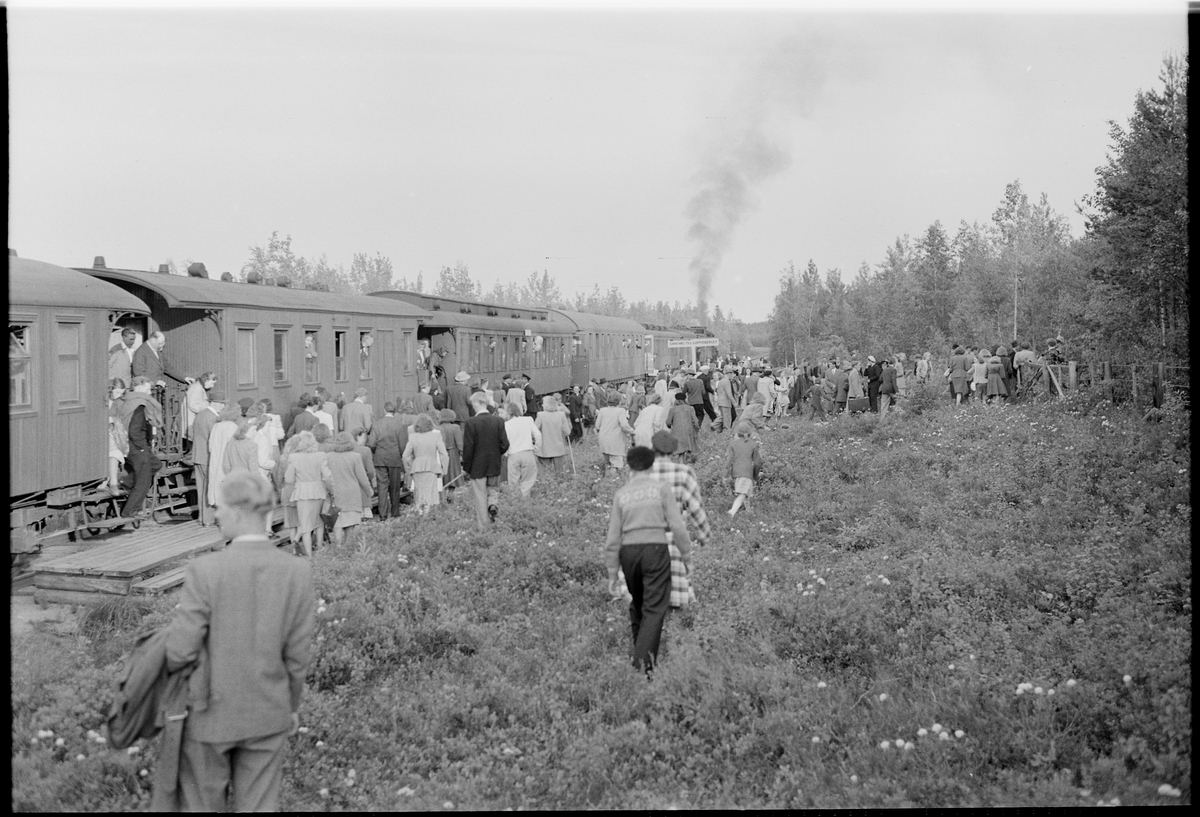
[647,458,711,547]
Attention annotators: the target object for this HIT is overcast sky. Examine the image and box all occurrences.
[7,2,1186,322]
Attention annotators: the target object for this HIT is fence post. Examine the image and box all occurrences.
[1154,362,1165,408]
[1069,361,1077,390]
[1131,364,1137,409]
[1103,362,1113,403]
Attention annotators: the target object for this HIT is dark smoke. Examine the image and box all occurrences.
[685,35,828,320]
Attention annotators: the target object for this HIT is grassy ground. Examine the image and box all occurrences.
[11,388,1191,810]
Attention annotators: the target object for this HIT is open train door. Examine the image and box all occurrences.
[571,349,590,388]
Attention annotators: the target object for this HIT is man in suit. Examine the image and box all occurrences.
[191,391,225,526]
[367,402,404,519]
[698,365,718,429]
[132,331,186,387]
[447,371,473,422]
[108,326,139,384]
[864,355,883,413]
[340,387,373,435]
[522,374,537,418]
[714,369,737,432]
[683,370,707,428]
[287,396,321,438]
[461,391,509,529]
[165,469,315,812]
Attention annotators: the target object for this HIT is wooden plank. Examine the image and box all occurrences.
[99,537,225,577]
[133,566,188,594]
[34,523,221,574]
[33,587,124,607]
[34,573,133,595]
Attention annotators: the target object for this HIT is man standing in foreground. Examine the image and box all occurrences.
[165,469,315,812]
[462,391,509,528]
[606,446,693,674]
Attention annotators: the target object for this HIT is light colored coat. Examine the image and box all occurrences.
[633,402,668,448]
[534,410,570,458]
[165,537,315,743]
[403,429,449,475]
[595,406,634,456]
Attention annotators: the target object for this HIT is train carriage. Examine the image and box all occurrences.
[80,258,430,453]
[368,291,580,394]
[545,309,649,387]
[10,252,151,554]
[10,252,151,503]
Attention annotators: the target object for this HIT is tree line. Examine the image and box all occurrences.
[767,54,1188,367]
[234,240,756,357]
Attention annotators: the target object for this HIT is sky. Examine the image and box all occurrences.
[7,1,1187,323]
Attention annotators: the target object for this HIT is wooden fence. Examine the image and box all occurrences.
[1034,361,1189,409]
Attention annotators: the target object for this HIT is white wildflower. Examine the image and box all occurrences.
[817,681,827,689]
[879,741,891,750]
[878,693,888,702]
[917,728,928,737]
[75,754,86,761]
[955,730,965,739]
[939,731,951,741]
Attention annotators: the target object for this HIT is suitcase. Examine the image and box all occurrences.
[847,397,870,413]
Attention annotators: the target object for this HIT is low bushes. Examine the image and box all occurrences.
[10,395,1190,809]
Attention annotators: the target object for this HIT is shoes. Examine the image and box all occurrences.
[488,504,498,522]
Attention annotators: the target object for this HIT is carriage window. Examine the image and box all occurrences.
[304,330,319,383]
[403,331,413,373]
[55,322,82,406]
[236,328,256,386]
[497,336,507,373]
[359,332,372,379]
[471,335,481,373]
[334,330,348,381]
[486,336,496,372]
[9,324,32,408]
[274,330,288,384]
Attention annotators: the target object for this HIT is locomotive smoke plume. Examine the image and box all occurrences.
[686,35,828,320]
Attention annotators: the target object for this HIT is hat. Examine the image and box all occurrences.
[238,397,254,410]
[207,389,227,403]
[455,371,470,383]
[868,356,876,363]
[700,364,710,371]
[651,430,679,454]
[354,387,368,397]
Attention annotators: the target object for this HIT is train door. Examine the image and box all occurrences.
[571,348,590,388]
[107,314,148,356]
[376,329,394,404]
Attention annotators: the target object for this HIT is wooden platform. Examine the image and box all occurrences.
[27,508,291,605]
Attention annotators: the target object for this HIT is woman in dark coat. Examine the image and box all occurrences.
[948,346,973,405]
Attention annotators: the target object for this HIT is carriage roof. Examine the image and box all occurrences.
[10,255,149,313]
[79,265,430,319]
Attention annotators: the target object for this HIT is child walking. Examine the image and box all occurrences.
[726,421,763,516]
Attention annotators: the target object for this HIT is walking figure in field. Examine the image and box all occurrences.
[462,391,510,528]
[163,469,315,812]
[605,446,693,674]
[726,421,763,517]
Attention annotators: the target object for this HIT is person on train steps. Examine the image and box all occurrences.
[119,376,165,521]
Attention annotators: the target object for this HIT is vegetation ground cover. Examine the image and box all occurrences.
[11,391,1190,810]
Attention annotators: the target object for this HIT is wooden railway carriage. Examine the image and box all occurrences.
[545,309,649,387]
[81,260,429,453]
[9,253,151,553]
[369,291,579,394]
